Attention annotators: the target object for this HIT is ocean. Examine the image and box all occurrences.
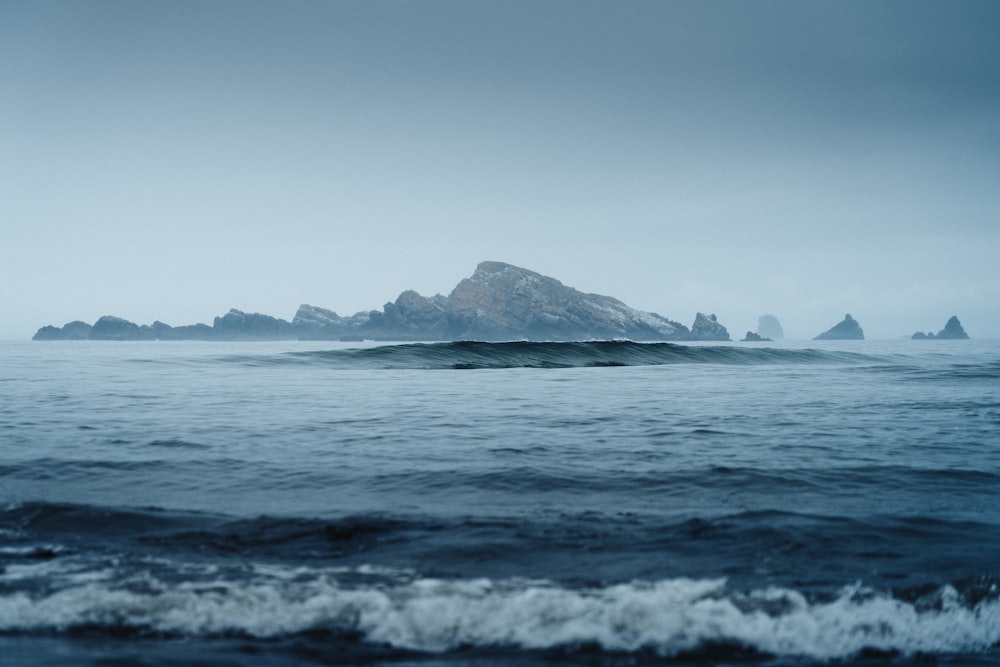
[1,339,998,666]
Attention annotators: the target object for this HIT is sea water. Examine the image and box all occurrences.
[1,339,998,666]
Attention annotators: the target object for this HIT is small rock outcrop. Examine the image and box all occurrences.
[814,314,864,341]
[912,316,970,340]
[689,313,730,341]
[757,314,784,340]
[741,331,771,342]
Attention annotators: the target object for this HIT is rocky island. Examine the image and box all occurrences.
[814,314,865,341]
[34,261,733,343]
[757,314,784,340]
[912,316,970,340]
[741,314,783,342]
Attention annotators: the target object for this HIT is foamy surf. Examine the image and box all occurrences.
[2,567,998,660]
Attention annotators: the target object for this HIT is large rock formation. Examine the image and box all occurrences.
[912,316,970,340]
[814,314,864,341]
[757,314,784,340]
[32,261,733,342]
[689,313,730,341]
[440,261,690,341]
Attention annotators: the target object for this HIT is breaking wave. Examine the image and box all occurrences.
[1,568,998,660]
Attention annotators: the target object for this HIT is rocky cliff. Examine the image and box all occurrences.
[33,261,732,342]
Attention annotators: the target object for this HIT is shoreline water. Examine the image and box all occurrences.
[2,339,998,665]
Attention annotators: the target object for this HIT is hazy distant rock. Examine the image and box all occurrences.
[90,316,143,341]
[293,304,372,340]
[212,309,296,340]
[814,314,864,341]
[32,320,93,340]
[32,261,712,342]
[757,314,784,340]
[912,315,969,340]
[689,312,731,341]
[138,321,215,340]
[31,326,63,341]
[292,304,348,339]
[292,304,344,328]
[368,290,451,339]
[741,331,771,342]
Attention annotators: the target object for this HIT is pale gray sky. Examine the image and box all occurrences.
[3,0,998,340]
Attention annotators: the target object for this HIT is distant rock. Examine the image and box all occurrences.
[147,322,215,340]
[292,304,371,340]
[741,331,771,342]
[292,304,344,329]
[368,290,451,340]
[32,320,92,340]
[441,261,690,341]
[689,312,730,341]
[32,261,723,342]
[757,314,784,340]
[90,315,143,341]
[912,316,969,340]
[814,314,864,341]
[213,309,296,340]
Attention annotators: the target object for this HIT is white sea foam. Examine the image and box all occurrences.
[0,573,997,659]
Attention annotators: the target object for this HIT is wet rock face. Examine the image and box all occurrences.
[814,314,865,341]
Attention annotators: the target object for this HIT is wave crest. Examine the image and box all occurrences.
[264,341,884,370]
[2,569,997,660]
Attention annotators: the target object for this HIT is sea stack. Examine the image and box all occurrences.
[690,313,731,341]
[757,314,784,340]
[912,316,970,340]
[814,314,864,341]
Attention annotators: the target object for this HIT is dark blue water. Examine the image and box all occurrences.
[1,339,999,666]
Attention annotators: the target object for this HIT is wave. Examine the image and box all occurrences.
[1,562,997,661]
[224,341,889,370]
[5,502,999,661]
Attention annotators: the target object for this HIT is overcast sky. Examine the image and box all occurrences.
[3,0,998,340]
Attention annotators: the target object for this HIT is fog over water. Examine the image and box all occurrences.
[2,1,998,340]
